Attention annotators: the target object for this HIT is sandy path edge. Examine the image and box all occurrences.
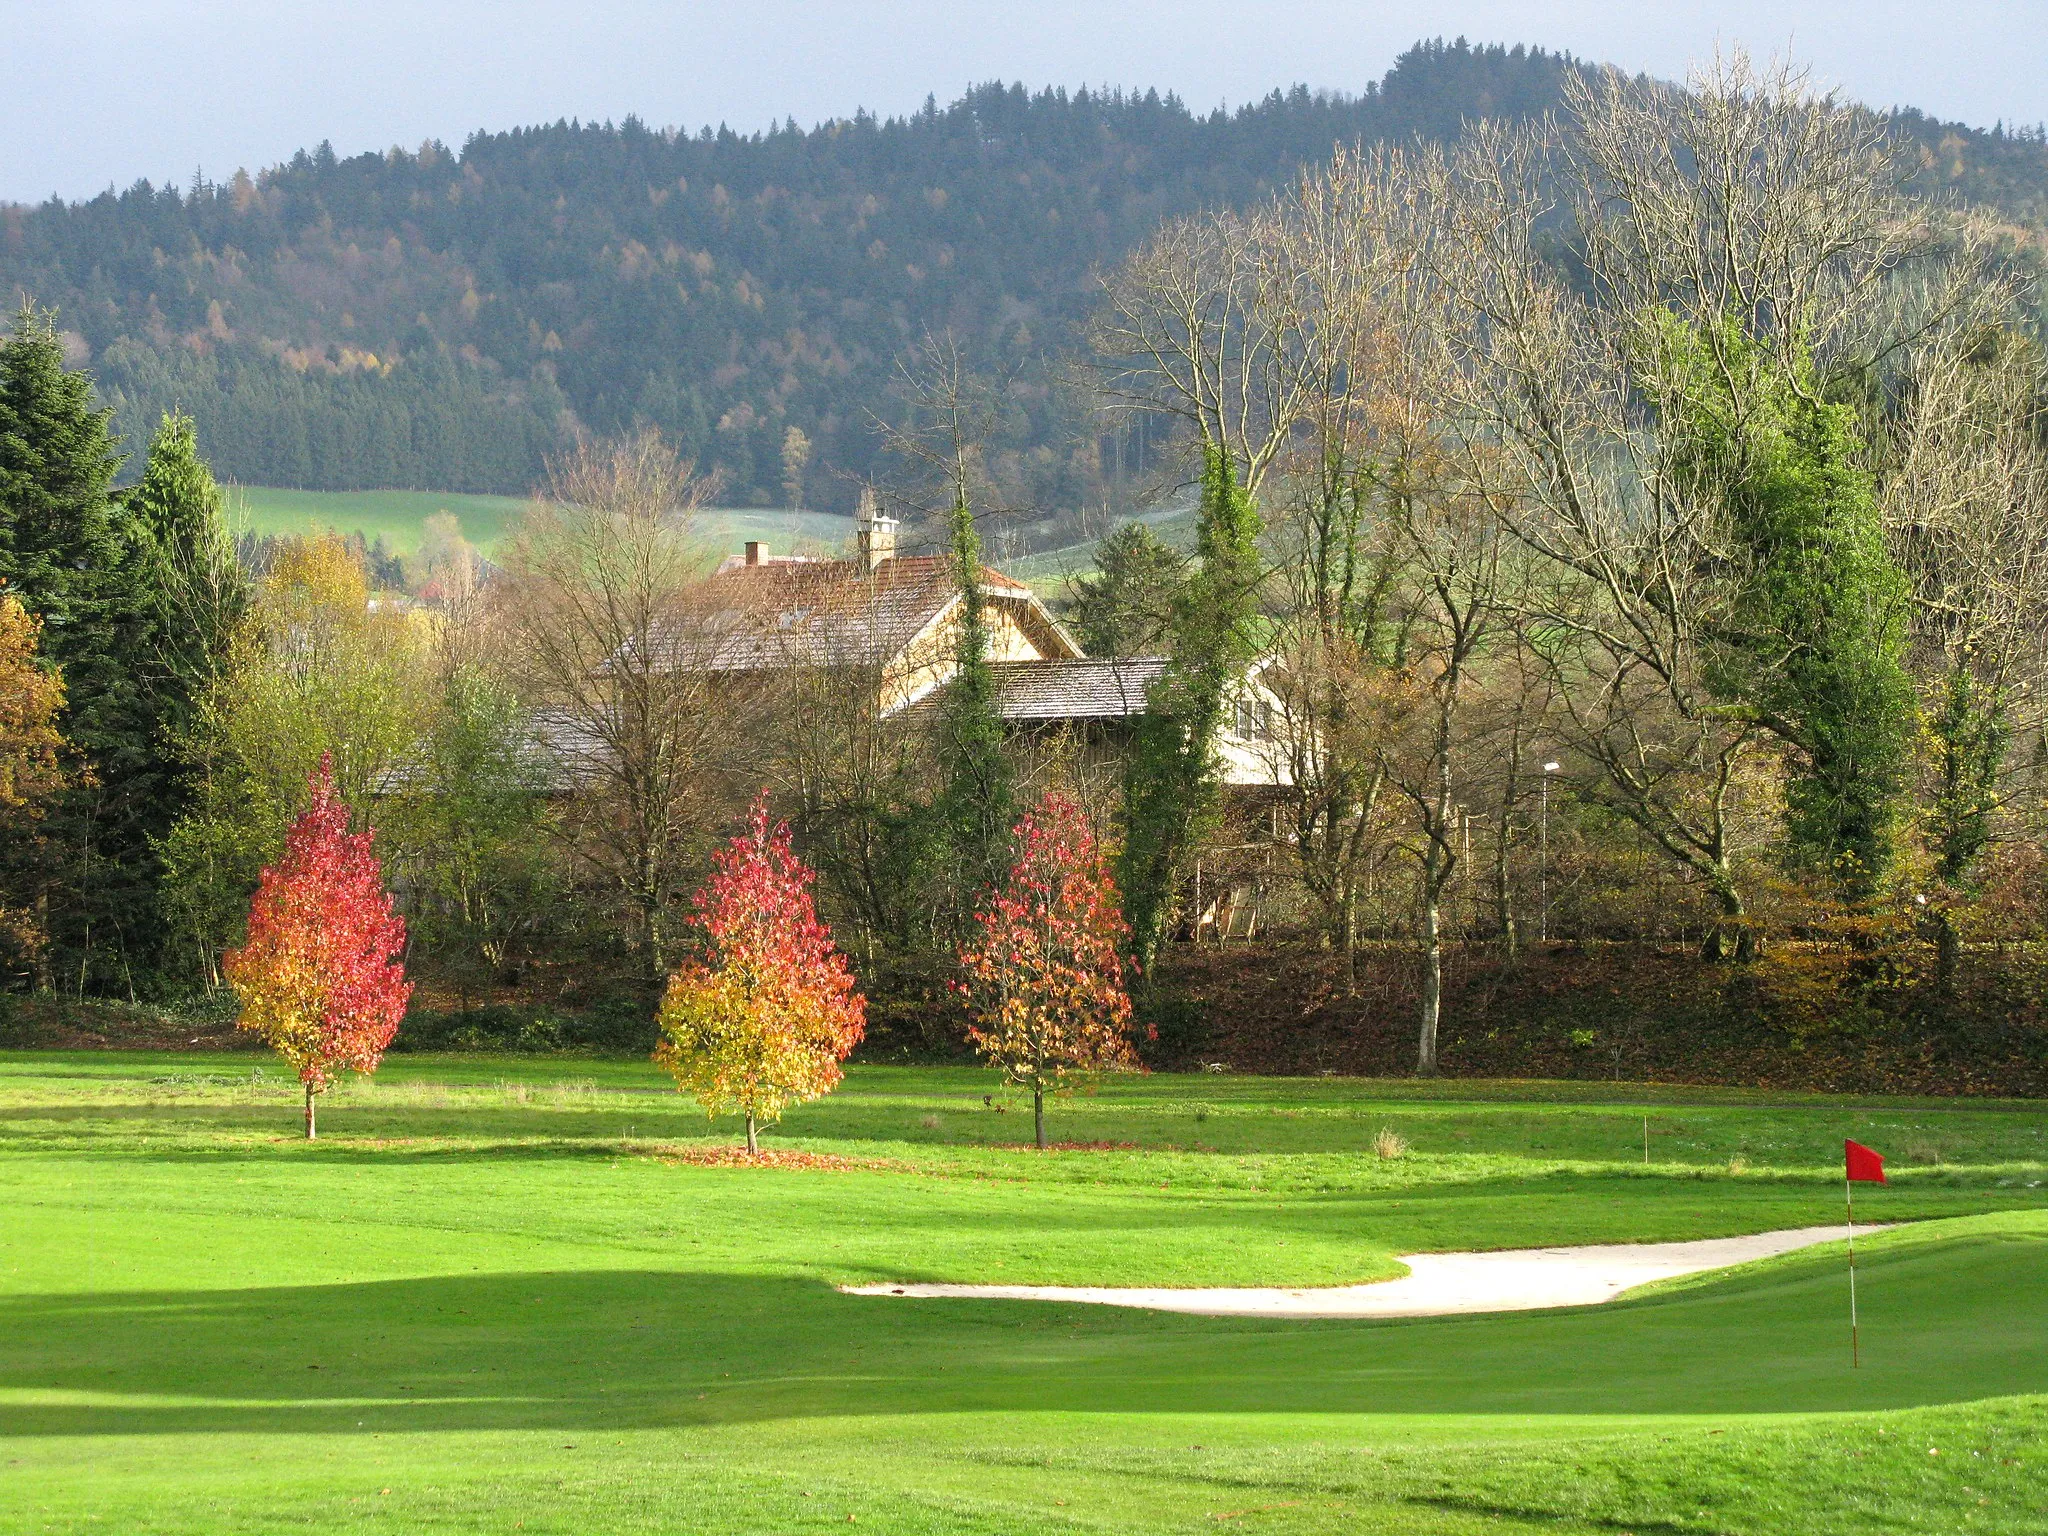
[840,1224,1890,1319]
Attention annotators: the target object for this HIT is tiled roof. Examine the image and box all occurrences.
[916,657,1170,722]
[670,555,1057,671]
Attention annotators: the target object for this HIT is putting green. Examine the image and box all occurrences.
[2,1054,2043,1533]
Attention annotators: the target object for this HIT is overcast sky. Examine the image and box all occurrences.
[7,2,2045,205]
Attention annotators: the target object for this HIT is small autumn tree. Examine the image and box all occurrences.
[0,592,69,984]
[655,794,865,1154]
[957,792,1141,1148]
[223,755,411,1138]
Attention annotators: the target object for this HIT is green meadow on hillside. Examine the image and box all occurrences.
[230,486,856,562]
[2,1054,2044,1534]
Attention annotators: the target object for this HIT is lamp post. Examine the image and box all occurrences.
[1539,761,1560,944]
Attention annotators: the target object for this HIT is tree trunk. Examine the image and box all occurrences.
[1342,891,1359,994]
[1935,911,1961,997]
[1701,877,1755,963]
[1494,729,1522,958]
[1492,809,1519,959]
[1033,1085,1045,1149]
[1416,894,1442,1077]
[745,1112,758,1157]
[32,890,51,993]
[304,1082,316,1141]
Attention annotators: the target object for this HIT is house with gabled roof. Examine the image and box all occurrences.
[696,503,1081,715]
[687,499,1289,789]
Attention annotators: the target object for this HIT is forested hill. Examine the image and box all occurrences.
[6,40,2046,507]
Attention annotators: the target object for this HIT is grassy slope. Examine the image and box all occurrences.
[223,482,1184,603]
[229,486,854,560]
[2,1056,2043,1534]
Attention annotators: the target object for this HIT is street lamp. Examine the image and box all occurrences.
[1539,761,1561,944]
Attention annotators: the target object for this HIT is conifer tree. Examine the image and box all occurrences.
[0,305,165,990]
[1071,521,1187,657]
[128,411,248,723]
[1117,444,1263,968]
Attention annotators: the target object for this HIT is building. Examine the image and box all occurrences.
[690,499,1289,791]
[694,501,1081,715]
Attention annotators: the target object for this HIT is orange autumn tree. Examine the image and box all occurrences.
[655,795,865,1154]
[957,791,1142,1148]
[0,593,69,982]
[224,755,410,1138]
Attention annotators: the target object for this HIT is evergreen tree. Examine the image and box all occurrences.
[933,488,1014,922]
[0,305,167,991]
[128,412,249,735]
[1117,444,1263,968]
[1071,521,1186,657]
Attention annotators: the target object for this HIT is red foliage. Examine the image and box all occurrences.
[655,795,866,1143]
[956,792,1140,1143]
[224,755,410,1099]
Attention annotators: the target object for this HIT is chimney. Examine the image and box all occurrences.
[744,540,767,566]
[855,488,897,574]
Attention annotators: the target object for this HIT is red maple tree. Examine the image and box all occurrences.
[956,791,1142,1147]
[655,794,866,1154]
[224,755,411,1138]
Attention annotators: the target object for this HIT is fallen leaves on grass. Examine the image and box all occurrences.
[642,1143,897,1173]
[1211,1501,1303,1521]
[1004,1140,1139,1152]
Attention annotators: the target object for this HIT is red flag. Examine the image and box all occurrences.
[1845,1140,1886,1183]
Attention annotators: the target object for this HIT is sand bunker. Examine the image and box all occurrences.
[843,1224,1878,1319]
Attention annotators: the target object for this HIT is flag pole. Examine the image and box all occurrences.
[1845,1170,1859,1369]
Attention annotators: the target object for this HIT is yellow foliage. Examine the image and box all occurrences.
[263,534,368,626]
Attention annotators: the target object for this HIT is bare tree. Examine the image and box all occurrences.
[1370,468,1519,1075]
[1090,148,1399,493]
[1261,147,1434,975]
[498,432,749,976]
[1886,329,2048,982]
[1425,55,1988,957]
[1469,639,1556,956]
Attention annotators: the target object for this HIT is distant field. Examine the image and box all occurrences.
[229,485,855,561]
[224,486,1205,599]
[1006,497,1198,595]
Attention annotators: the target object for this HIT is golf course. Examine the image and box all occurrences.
[3,1053,2043,1534]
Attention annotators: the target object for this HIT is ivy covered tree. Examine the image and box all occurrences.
[655,795,866,1155]
[1672,324,1917,897]
[958,791,1140,1148]
[223,755,411,1138]
[1117,444,1263,967]
[934,486,1015,920]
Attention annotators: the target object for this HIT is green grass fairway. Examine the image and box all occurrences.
[3,1056,2044,1533]
[230,486,853,561]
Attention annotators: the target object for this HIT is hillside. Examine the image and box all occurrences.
[7,40,2047,511]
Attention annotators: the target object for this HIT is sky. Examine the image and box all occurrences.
[7,2,2045,205]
